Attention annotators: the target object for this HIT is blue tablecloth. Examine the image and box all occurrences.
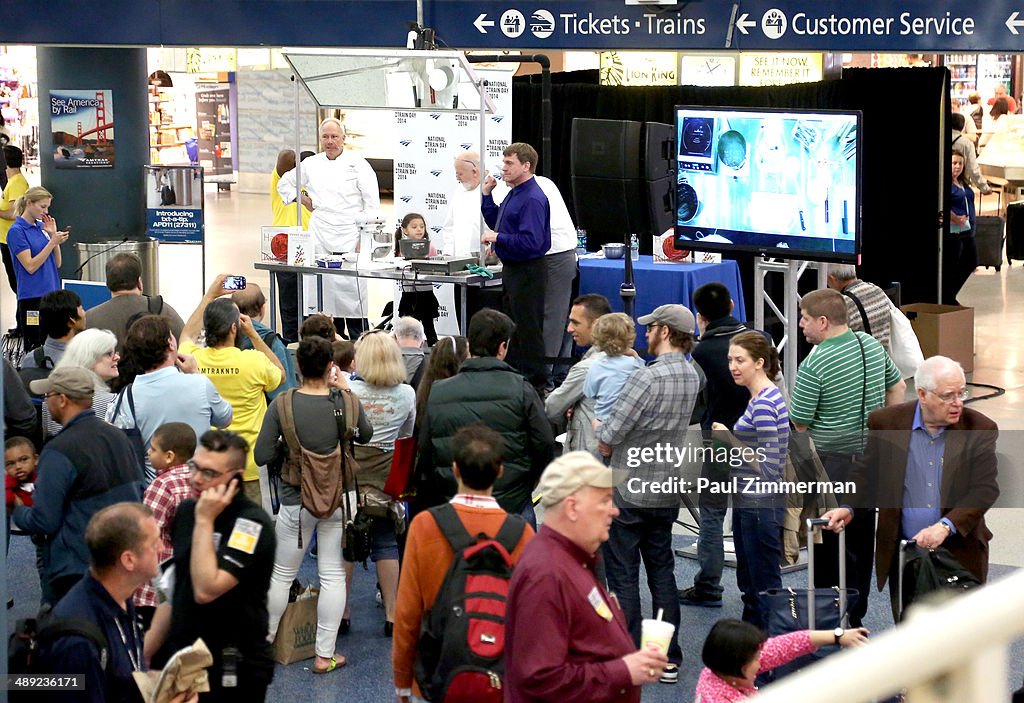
[579,255,746,339]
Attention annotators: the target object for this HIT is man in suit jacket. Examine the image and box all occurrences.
[823,355,999,618]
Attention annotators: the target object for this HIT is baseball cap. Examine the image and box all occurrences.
[29,366,95,398]
[538,451,614,507]
[637,304,696,334]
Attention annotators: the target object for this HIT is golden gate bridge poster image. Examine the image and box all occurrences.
[50,89,115,169]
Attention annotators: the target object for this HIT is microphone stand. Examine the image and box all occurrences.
[620,252,636,320]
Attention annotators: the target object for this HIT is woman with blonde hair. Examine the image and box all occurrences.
[348,330,416,636]
[8,187,69,348]
[41,328,119,439]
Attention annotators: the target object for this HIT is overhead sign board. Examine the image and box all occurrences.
[11,0,1024,52]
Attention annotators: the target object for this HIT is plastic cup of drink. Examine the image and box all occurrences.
[640,619,675,655]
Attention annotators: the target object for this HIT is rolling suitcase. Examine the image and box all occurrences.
[973,215,1004,270]
[1005,201,1024,263]
[762,518,859,678]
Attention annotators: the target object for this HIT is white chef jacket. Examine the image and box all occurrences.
[437,186,484,258]
[277,151,381,317]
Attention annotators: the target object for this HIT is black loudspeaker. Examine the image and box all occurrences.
[571,118,642,179]
[572,176,649,251]
[644,177,674,239]
[642,122,675,181]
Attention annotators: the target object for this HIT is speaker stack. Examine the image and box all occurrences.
[570,118,675,254]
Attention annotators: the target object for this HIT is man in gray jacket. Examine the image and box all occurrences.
[544,294,611,453]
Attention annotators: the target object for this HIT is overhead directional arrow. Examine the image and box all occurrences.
[474,13,495,34]
[735,12,755,35]
[1007,11,1024,34]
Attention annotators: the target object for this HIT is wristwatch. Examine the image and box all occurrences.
[833,627,844,646]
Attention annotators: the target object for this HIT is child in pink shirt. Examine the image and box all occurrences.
[695,618,869,702]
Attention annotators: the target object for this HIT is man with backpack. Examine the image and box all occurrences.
[18,289,84,384]
[393,424,533,703]
[29,502,166,703]
[85,252,184,351]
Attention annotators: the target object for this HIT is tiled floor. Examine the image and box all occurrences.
[3,184,1023,699]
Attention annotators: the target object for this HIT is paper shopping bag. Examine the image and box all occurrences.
[272,586,319,665]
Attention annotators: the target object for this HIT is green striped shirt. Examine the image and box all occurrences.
[790,329,901,452]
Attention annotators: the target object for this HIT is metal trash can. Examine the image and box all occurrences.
[75,238,160,294]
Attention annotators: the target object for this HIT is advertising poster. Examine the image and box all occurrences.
[50,89,115,168]
[145,165,204,244]
[195,85,235,180]
[392,67,513,335]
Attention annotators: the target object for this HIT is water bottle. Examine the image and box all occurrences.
[629,232,640,261]
[576,228,588,255]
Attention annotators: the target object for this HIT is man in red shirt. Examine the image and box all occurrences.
[505,452,668,703]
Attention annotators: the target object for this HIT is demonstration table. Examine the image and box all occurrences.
[255,261,504,336]
[579,255,747,336]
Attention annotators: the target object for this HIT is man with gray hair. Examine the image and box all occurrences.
[438,150,484,258]
[826,263,893,352]
[393,315,426,386]
[277,117,380,340]
[823,355,999,620]
[505,452,668,702]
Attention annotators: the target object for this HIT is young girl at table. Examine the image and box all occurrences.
[584,312,644,458]
[695,618,869,702]
[395,212,440,345]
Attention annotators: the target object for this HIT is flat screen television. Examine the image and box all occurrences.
[673,106,862,262]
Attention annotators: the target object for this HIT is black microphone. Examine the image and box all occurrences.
[73,234,131,278]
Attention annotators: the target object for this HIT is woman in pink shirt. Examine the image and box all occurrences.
[695,618,869,702]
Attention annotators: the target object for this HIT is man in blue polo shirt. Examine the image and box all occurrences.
[481,142,551,391]
[40,503,163,703]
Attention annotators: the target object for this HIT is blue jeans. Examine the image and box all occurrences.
[520,501,538,532]
[693,457,730,597]
[732,495,784,631]
[602,504,683,663]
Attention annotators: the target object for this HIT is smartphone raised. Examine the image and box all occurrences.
[222,275,247,291]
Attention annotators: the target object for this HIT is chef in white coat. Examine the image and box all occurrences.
[277,117,380,338]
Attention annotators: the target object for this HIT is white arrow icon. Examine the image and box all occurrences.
[474,13,495,33]
[736,12,755,34]
[1007,11,1024,34]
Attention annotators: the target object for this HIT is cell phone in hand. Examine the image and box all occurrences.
[222,275,247,291]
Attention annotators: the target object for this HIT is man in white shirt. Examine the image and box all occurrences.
[277,118,381,339]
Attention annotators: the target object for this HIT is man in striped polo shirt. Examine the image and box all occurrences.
[791,288,905,626]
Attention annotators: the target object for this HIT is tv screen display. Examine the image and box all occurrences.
[674,106,861,262]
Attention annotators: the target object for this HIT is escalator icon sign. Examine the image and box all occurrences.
[530,10,555,38]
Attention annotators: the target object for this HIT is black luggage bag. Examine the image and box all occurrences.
[1005,201,1024,263]
[974,215,1004,270]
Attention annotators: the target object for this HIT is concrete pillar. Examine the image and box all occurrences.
[36,47,149,276]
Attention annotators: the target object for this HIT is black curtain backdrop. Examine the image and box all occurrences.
[511,67,950,314]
